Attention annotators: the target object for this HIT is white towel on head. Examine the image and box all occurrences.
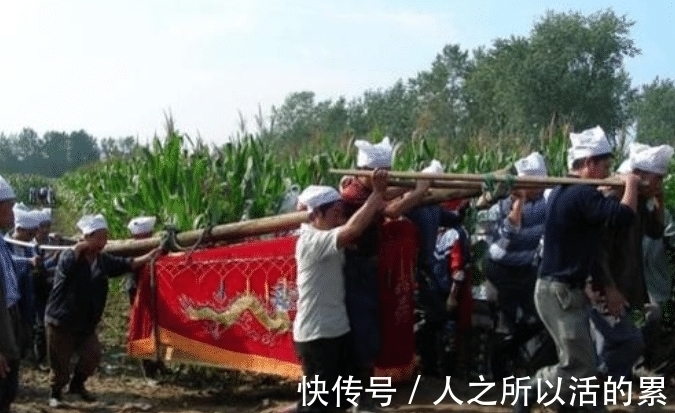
[567,126,613,169]
[354,137,393,169]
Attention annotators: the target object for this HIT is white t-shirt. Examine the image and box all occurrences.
[292,223,350,342]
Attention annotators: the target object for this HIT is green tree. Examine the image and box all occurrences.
[41,131,71,177]
[410,44,471,141]
[463,9,639,142]
[633,77,675,145]
[68,130,101,170]
[99,136,140,159]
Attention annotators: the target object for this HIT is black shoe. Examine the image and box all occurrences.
[68,383,96,402]
[48,387,63,408]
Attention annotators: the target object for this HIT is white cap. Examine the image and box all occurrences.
[566,126,613,169]
[422,159,444,174]
[127,216,157,235]
[297,185,342,213]
[628,143,674,176]
[514,152,548,177]
[77,214,108,235]
[39,208,52,223]
[616,159,632,174]
[14,202,30,212]
[354,137,393,169]
[14,209,40,230]
[0,176,15,201]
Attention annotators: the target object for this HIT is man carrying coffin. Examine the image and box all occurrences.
[45,214,163,407]
[483,152,548,338]
[291,170,388,413]
[7,208,43,359]
[514,126,640,413]
[0,176,21,413]
[31,208,62,366]
[339,137,432,410]
[125,216,167,382]
[589,143,673,380]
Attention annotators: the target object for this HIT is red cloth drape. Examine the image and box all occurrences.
[127,220,418,382]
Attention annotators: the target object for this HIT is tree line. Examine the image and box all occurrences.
[259,9,675,150]
[0,129,140,178]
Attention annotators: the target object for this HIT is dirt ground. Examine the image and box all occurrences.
[11,359,675,413]
[11,282,675,413]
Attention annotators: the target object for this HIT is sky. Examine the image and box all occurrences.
[0,0,673,146]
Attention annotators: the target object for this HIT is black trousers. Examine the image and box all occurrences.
[483,259,538,332]
[0,306,21,412]
[0,358,19,412]
[295,332,355,413]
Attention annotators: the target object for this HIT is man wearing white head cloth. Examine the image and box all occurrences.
[400,160,468,377]
[125,216,157,303]
[482,152,549,372]
[44,214,164,407]
[28,208,63,367]
[588,142,674,380]
[34,208,53,245]
[340,138,438,403]
[285,170,388,413]
[514,127,641,413]
[0,176,22,413]
[7,209,44,360]
[124,216,166,382]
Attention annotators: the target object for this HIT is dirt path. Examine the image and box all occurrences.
[12,361,675,413]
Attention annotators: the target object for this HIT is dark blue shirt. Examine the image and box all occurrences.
[539,184,635,284]
[45,250,132,335]
[487,195,546,266]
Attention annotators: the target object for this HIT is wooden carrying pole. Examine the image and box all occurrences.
[102,186,479,257]
[329,168,644,188]
[388,178,543,190]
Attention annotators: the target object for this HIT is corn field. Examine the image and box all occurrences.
[55,119,675,239]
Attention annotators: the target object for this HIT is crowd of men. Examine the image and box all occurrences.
[2,126,674,413]
[28,186,56,206]
[287,127,675,413]
[0,183,162,412]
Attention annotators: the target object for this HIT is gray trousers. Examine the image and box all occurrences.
[529,279,600,407]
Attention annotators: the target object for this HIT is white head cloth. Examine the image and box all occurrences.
[14,202,30,212]
[354,137,393,169]
[0,176,15,201]
[422,159,444,174]
[77,214,108,235]
[628,142,674,176]
[515,152,548,177]
[39,208,52,223]
[127,216,157,235]
[297,185,342,213]
[566,126,613,169]
[616,159,633,174]
[14,209,40,230]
